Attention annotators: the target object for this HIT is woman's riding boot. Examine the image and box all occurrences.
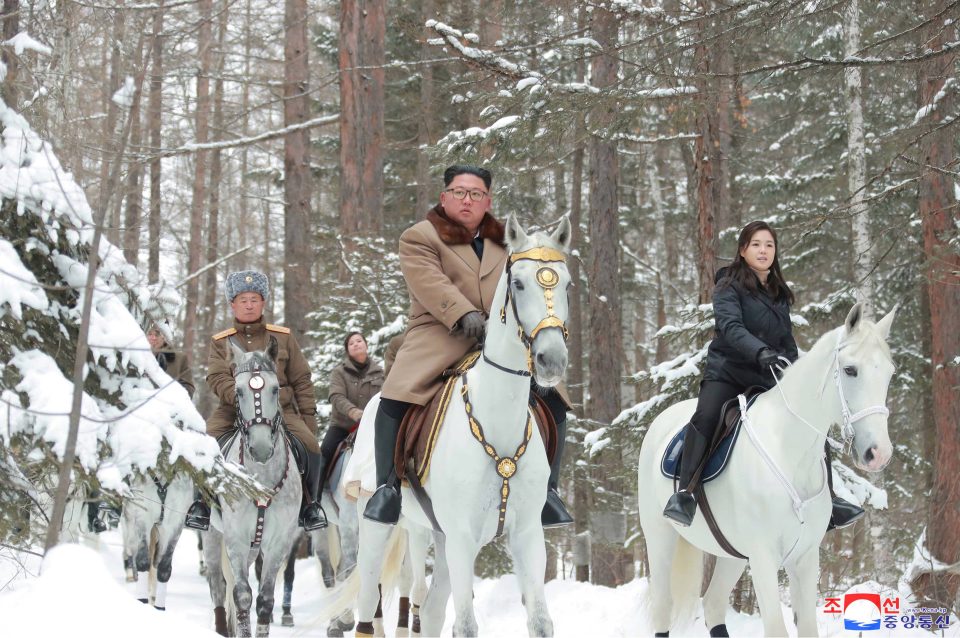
[363,406,403,525]
[301,451,328,531]
[825,442,865,530]
[662,424,710,527]
[185,488,211,531]
[542,417,574,528]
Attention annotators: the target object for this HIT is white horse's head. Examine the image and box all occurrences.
[503,214,573,387]
[230,337,283,464]
[827,303,897,472]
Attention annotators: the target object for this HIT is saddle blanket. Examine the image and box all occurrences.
[659,391,762,484]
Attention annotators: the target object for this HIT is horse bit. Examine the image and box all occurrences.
[232,354,291,549]
[466,246,568,536]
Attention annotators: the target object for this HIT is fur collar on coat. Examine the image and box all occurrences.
[425,204,505,246]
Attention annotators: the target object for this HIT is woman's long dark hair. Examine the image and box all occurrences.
[718,221,795,305]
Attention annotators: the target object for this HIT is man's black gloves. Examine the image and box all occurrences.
[458,311,486,341]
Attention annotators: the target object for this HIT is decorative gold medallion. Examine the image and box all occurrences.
[536,267,559,289]
[497,458,517,478]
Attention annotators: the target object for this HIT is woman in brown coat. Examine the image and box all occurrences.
[147,325,196,398]
[321,332,384,483]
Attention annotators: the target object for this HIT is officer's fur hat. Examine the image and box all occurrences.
[225,270,270,303]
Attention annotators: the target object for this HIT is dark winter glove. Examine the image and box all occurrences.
[458,311,486,341]
[757,347,785,372]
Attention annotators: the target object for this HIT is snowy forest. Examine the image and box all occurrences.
[0,0,958,632]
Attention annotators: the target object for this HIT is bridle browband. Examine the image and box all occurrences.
[483,245,569,377]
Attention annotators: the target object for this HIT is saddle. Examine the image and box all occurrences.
[660,386,765,484]
[395,351,558,487]
[324,430,357,489]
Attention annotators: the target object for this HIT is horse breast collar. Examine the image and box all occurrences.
[460,379,534,537]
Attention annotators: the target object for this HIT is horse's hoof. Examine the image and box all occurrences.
[281,612,294,627]
[709,624,729,637]
[327,627,344,638]
[138,598,149,604]
[154,606,165,611]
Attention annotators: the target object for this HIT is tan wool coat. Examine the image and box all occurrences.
[205,318,320,453]
[328,357,385,431]
[381,206,507,405]
[156,350,196,398]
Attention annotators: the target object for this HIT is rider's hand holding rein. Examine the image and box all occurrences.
[457,311,486,341]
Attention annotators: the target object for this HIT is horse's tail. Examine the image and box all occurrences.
[222,542,237,635]
[326,525,341,572]
[312,524,405,625]
[148,524,159,602]
[669,535,703,626]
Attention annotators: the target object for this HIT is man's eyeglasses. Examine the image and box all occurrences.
[444,188,489,202]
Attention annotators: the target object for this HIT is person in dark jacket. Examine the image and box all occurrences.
[662,221,865,530]
[322,332,385,483]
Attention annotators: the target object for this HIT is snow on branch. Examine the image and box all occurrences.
[3,32,52,57]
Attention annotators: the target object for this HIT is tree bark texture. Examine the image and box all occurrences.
[147,0,163,284]
[693,0,719,303]
[911,0,960,608]
[284,0,313,337]
[586,4,629,587]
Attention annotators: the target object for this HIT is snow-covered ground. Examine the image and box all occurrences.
[0,529,955,637]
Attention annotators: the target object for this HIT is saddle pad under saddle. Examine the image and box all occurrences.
[396,350,557,486]
[660,390,763,483]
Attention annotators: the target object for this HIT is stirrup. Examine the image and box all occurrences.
[662,489,697,527]
[301,502,328,531]
[185,501,210,531]
[828,496,865,531]
[541,488,574,528]
[363,484,401,525]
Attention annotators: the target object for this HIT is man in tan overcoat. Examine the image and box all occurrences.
[184,270,327,531]
[364,165,573,528]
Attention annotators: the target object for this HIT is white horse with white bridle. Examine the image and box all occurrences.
[347,214,572,637]
[637,303,896,637]
[202,338,302,637]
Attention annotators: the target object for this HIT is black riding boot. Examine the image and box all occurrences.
[185,488,211,531]
[542,417,573,528]
[363,406,403,525]
[301,451,329,530]
[663,424,710,527]
[825,443,865,530]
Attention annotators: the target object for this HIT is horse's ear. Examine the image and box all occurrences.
[550,216,573,252]
[505,213,528,250]
[229,339,246,364]
[844,302,863,335]
[266,336,279,362]
[876,304,898,340]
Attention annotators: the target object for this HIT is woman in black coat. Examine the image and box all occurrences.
[662,221,864,530]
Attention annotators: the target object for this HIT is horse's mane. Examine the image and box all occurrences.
[235,349,277,373]
[780,315,893,386]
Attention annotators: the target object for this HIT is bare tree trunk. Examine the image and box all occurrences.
[122,34,146,266]
[586,4,628,587]
[844,0,875,318]
[183,0,214,357]
[284,0,313,336]
[99,3,124,247]
[415,0,435,216]
[147,0,163,284]
[910,0,960,608]
[338,0,385,249]
[693,0,718,303]
[232,0,252,275]
[646,151,669,364]
[1,0,19,108]
[201,0,228,362]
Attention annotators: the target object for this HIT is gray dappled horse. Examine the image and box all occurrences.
[202,338,302,637]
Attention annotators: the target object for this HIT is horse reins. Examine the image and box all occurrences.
[231,351,292,549]
[483,246,569,377]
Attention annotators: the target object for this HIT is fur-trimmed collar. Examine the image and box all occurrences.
[426,204,505,246]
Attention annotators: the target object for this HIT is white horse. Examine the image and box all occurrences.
[202,338,302,637]
[353,214,573,637]
[120,471,193,609]
[637,303,896,637]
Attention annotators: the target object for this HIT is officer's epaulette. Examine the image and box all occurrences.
[213,328,237,341]
[266,324,291,334]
